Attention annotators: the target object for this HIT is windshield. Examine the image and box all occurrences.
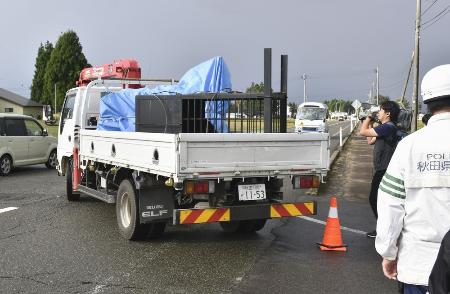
[59,93,76,134]
[296,108,327,120]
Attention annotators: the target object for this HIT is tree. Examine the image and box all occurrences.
[30,41,53,103]
[396,97,411,109]
[245,82,264,93]
[288,102,298,118]
[43,30,90,110]
[376,95,390,105]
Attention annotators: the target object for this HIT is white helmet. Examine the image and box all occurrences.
[421,64,450,104]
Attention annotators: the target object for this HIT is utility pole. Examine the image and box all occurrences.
[411,0,421,132]
[371,81,375,104]
[376,66,379,105]
[400,51,414,107]
[302,74,307,103]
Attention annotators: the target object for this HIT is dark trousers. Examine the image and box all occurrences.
[369,169,386,219]
[404,284,428,294]
[428,230,450,294]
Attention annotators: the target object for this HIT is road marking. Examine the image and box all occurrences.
[331,124,352,137]
[297,215,366,235]
[0,207,18,214]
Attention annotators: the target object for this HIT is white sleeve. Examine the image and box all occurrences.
[375,140,407,260]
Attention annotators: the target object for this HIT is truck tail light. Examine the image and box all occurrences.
[185,181,215,194]
[293,175,320,189]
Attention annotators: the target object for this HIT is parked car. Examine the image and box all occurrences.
[0,114,57,175]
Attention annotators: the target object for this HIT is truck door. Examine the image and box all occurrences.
[57,92,77,169]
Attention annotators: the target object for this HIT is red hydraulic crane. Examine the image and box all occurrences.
[76,59,141,86]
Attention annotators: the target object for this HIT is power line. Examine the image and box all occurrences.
[422,6,450,29]
[380,78,405,90]
[422,5,450,26]
[421,0,439,16]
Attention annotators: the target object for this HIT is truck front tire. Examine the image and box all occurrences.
[116,179,165,240]
[66,160,80,201]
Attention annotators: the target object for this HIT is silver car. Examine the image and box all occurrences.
[0,114,57,175]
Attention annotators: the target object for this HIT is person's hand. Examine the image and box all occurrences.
[382,259,398,280]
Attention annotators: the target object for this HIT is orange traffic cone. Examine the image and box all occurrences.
[317,197,347,252]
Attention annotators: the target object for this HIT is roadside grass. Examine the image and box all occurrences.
[38,120,59,138]
[227,118,295,132]
[37,113,60,138]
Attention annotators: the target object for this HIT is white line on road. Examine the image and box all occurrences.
[0,207,18,214]
[297,216,366,235]
[331,124,352,137]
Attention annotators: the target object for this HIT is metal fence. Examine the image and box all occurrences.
[135,92,287,134]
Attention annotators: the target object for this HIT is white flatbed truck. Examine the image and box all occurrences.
[56,56,329,240]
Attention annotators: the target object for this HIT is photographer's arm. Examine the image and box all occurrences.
[359,117,378,137]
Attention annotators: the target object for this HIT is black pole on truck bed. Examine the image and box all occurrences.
[280,54,288,133]
[264,48,272,133]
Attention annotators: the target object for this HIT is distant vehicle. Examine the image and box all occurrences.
[227,113,248,119]
[43,105,57,126]
[295,102,329,133]
[0,114,57,175]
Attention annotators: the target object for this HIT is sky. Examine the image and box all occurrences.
[1,0,449,105]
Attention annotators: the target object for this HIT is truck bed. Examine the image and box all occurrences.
[79,130,329,182]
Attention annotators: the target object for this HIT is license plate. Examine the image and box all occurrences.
[238,184,266,201]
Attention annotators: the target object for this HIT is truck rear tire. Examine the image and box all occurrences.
[220,219,267,233]
[66,160,80,201]
[116,179,165,240]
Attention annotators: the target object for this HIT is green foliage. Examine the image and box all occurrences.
[288,102,298,118]
[323,98,353,113]
[377,95,390,105]
[245,82,265,93]
[396,97,411,109]
[43,30,90,110]
[30,41,53,103]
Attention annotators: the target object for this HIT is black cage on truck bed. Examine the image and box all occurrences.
[135,92,287,134]
[135,48,288,134]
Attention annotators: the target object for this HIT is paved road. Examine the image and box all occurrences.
[327,119,355,154]
[0,128,398,294]
[288,119,355,156]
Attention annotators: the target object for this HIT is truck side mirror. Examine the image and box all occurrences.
[42,129,48,136]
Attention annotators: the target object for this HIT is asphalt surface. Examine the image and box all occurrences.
[0,123,398,294]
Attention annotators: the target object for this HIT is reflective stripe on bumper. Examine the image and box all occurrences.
[173,201,316,225]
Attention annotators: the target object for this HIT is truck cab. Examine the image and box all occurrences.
[57,86,112,176]
[295,102,329,133]
[56,59,175,176]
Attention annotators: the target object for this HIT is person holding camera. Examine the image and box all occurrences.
[359,100,400,238]
[375,65,450,293]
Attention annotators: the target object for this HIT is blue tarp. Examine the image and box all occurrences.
[97,56,232,132]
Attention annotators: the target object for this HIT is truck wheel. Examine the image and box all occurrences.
[116,179,166,240]
[66,160,80,201]
[45,149,57,169]
[0,155,12,176]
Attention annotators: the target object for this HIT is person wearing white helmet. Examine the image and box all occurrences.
[375,64,450,294]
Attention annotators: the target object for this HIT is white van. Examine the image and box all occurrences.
[295,102,329,133]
